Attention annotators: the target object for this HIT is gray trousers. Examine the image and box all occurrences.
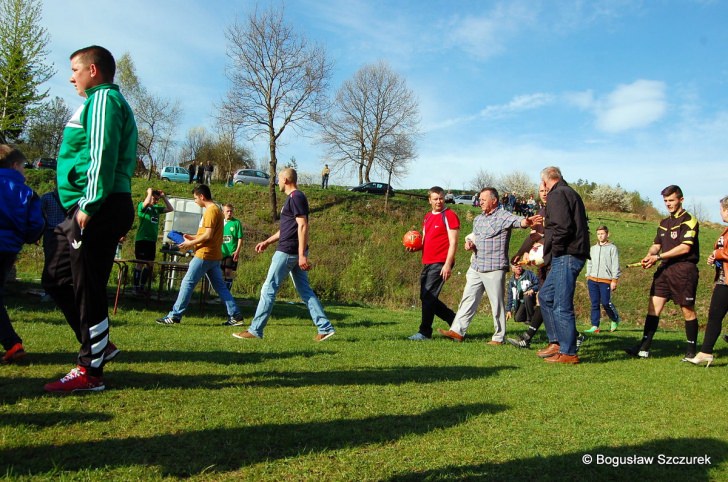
[450,267,507,341]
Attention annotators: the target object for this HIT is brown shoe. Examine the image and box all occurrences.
[232,331,259,340]
[544,353,580,364]
[537,343,560,358]
[486,340,503,346]
[438,328,464,342]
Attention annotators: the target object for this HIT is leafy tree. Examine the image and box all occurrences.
[117,53,181,179]
[322,61,419,185]
[222,5,332,220]
[0,0,54,143]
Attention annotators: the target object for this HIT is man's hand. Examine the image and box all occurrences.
[440,264,452,281]
[76,210,91,230]
[506,311,513,320]
[464,239,476,252]
[299,255,311,271]
[641,253,659,269]
[610,281,617,292]
[233,251,240,262]
[255,240,269,253]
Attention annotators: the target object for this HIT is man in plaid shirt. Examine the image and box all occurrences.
[439,187,541,344]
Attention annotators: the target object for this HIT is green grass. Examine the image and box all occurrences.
[1,286,727,480]
[4,179,728,480]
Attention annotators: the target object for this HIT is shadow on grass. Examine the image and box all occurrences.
[0,402,505,477]
[386,437,727,481]
[339,319,398,328]
[0,411,113,427]
[14,349,334,367]
[241,365,516,388]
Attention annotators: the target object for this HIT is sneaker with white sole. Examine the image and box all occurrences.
[156,316,180,325]
[44,366,105,393]
[314,331,335,342]
[408,333,431,341]
[625,345,649,358]
[506,337,530,349]
[575,333,586,352]
[222,313,245,326]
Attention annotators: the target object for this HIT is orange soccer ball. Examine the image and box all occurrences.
[403,230,423,250]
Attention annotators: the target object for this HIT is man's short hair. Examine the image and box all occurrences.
[541,166,563,182]
[720,196,728,210]
[280,167,297,184]
[479,187,499,201]
[223,203,234,209]
[0,144,26,169]
[428,186,445,198]
[661,185,683,198]
[193,184,212,200]
[596,225,609,233]
[70,45,116,81]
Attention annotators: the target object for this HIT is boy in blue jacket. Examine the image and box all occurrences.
[0,145,45,363]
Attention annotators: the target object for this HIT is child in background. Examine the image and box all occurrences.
[584,225,621,333]
[0,145,45,363]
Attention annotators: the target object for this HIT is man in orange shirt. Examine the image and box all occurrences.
[156,184,243,326]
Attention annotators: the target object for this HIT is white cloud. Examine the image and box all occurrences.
[566,80,667,133]
[445,2,538,60]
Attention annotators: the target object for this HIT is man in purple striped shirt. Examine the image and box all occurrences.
[439,187,541,344]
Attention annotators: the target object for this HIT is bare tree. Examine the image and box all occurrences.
[23,95,71,159]
[181,126,209,165]
[222,6,332,220]
[322,61,419,185]
[117,53,181,179]
[379,134,416,210]
[469,168,497,192]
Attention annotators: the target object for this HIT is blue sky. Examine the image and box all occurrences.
[40,0,728,220]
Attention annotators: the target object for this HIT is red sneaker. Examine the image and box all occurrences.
[2,343,26,364]
[44,366,105,393]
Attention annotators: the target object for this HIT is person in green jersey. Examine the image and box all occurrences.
[133,187,173,293]
[42,46,137,393]
[221,204,244,292]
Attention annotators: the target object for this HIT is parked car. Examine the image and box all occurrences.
[159,166,190,182]
[349,182,395,196]
[233,169,269,186]
[34,158,57,170]
[454,194,475,205]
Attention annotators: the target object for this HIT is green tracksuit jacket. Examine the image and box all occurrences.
[57,83,138,215]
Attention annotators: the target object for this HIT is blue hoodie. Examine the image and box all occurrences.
[0,168,45,253]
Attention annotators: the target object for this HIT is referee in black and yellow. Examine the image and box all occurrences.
[626,185,700,360]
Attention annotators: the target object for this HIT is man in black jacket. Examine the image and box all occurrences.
[537,166,590,364]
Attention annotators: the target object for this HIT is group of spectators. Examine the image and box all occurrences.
[187,160,215,185]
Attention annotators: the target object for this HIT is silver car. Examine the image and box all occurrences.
[233,169,270,186]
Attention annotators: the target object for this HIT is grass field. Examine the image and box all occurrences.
[1,281,727,480]
[3,179,728,480]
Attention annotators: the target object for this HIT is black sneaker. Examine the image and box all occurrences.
[575,333,585,352]
[222,313,245,327]
[506,337,530,349]
[156,316,180,325]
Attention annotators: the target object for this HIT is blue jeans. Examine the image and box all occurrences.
[168,257,239,320]
[247,251,334,338]
[538,255,585,355]
[587,279,620,327]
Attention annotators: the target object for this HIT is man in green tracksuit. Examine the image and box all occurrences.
[42,45,138,393]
